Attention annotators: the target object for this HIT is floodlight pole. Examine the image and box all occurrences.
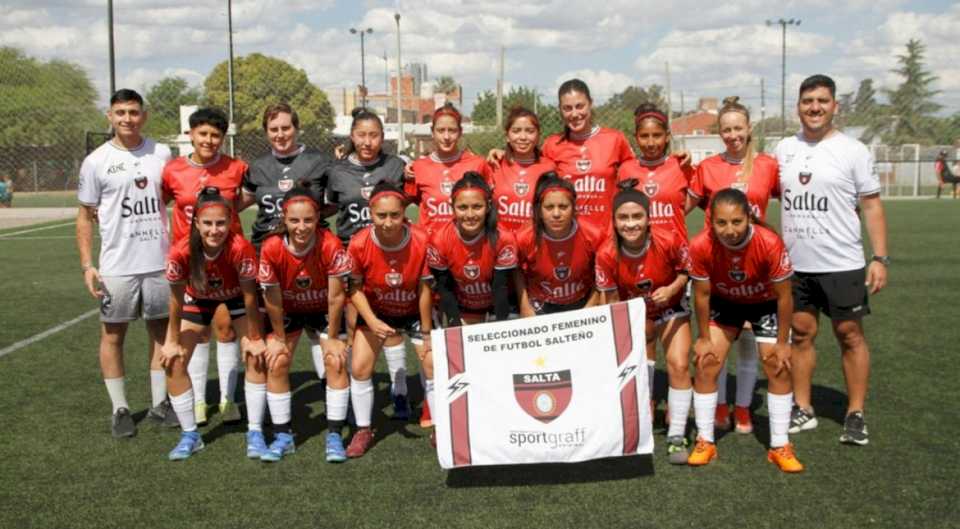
[108,0,116,95]
[767,17,800,136]
[227,0,236,156]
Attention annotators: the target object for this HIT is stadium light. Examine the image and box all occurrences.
[766,17,801,137]
[395,13,404,153]
[350,27,374,108]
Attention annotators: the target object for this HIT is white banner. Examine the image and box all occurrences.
[432,298,652,469]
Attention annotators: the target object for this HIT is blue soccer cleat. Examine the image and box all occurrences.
[168,431,204,461]
[260,432,296,462]
[246,430,268,459]
[325,432,347,463]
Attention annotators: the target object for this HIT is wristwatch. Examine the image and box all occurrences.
[871,255,891,266]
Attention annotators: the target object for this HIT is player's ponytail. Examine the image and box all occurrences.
[189,186,232,292]
[451,171,499,251]
[532,171,577,246]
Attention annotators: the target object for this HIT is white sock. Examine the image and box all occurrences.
[188,342,210,405]
[384,344,407,396]
[104,377,129,413]
[326,386,349,422]
[667,387,693,438]
[693,391,718,443]
[149,370,167,407]
[646,359,656,398]
[768,392,793,448]
[170,389,197,432]
[310,343,326,381]
[424,378,436,416]
[735,331,759,408]
[267,391,292,426]
[245,381,267,432]
[716,364,728,406]
[350,377,374,428]
[217,341,240,403]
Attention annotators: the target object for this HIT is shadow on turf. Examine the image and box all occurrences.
[445,455,654,487]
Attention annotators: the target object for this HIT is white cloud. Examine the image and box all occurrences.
[553,69,636,101]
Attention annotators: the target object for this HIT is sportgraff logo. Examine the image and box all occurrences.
[514,181,529,196]
[643,181,658,197]
[554,266,570,281]
[463,264,480,280]
[360,185,374,200]
[799,171,812,185]
[258,262,272,280]
[425,245,444,268]
[496,245,516,267]
[513,370,572,424]
[278,178,294,192]
[238,258,256,278]
[295,274,312,289]
[166,260,182,280]
[107,162,125,175]
[576,158,591,174]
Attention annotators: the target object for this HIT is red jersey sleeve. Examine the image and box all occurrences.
[594,241,618,292]
[257,236,282,285]
[231,236,257,281]
[689,164,706,201]
[347,232,366,279]
[688,233,711,281]
[494,229,519,269]
[669,231,693,274]
[765,230,794,282]
[321,230,352,277]
[615,131,636,165]
[425,226,450,270]
[165,241,189,284]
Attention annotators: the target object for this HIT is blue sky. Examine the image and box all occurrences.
[2,0,957,119]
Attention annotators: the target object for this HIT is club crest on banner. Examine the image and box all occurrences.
[464,264,480,280]
[514,181,529,196]
[386,271,403,287]
[513,370,573,423]
[799,172,812,185]
[278,178,294,192]
[576,158,592,174]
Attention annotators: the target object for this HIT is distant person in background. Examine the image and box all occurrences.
[935,150,959,199]
[76,88,175,438]
[0,173,13,207]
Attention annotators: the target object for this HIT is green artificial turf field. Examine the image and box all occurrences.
[0,202,956,529]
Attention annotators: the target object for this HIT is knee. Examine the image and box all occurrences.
[834,323,866,352]
[666,355,689,378]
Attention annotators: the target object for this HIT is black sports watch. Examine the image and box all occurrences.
[871,255,891,266]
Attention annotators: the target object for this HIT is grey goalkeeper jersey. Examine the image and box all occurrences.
[324,153,406,245]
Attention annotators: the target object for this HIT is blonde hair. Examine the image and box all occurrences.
[718,96,754,182]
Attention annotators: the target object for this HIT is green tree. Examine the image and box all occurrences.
[143,76,202,138]
[883,39,942,145]
[0,47,101,151]
[840,79,889,142]
[434,75,459,96]
[471,86,562,131]
[595,85,668,139]
[204,53,335,157]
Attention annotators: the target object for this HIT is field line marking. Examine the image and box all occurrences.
[0,309,99,358]
[0,221,76,238]
[0,235,94,241]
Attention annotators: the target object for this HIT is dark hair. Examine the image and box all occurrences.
[268,179,323,238]
[189,107,229,134]
[633,102,669,133]
[432,103,463,130]
[368,180,409,211]
[798,74,836,99]
[188,186,232,292]
[504,106,542,162]
[261,102,300,130]
[110,89,144,108]
[451,171,499,251]
[611,179,652,256]
[532,171,577,244]
[557,79,592,142]
[708,188,765,230]
[345,107,384,158]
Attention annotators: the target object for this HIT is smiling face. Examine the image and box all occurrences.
[189,124,225,164]
[283,200,318,250]
[798,85,838,138]
[107,100,146,145]
[540,190,574,237]
[453,188,488,238]
[711,201,750,247]
[614,201,650,248]
[559,90,593,134]
[635,118,670,161]
[370,195,405,242]
[351,118,384,162]
[507,116,539,157]
[266,111,298,155]
[432,115,462,156]
[718,111,751,158]
[195,205,230,251]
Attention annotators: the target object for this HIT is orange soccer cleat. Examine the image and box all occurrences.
[767,443,804,473]
[419,399,433,428]
[687,438,718,466]
[734,405,753,434]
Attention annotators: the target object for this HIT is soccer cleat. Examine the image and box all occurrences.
[111,407,137,438]
[325,432,347,463]
[260,432,296,462]
[788,406,818,434]
[714,403,731,431]
[392,393,411,421]
[687,438,718,466]
[168,431,204,461]
[839,411,869,446]
[665,435,690,465]
[194,402,208,426]
[219,400,241,424]
[246,430,268,459]
[147,399,171,423]
[734,406,753,434]
[419,400,433,428]
[767,443,804,473]
[163,406,180,428]
[346,428,374,458]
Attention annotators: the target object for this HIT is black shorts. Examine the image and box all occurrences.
[792,269,870,321]
[709,297,779,343]
[182,295,245,326]
[356,313,424,344]
[531,296,588,316]
[263,312,329,337]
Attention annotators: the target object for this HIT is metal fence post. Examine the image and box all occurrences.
[32,161,38,192]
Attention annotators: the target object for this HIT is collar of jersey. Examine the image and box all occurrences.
[456,225,486,245]
[716,224,754,251]
[187,153,222,169]
[372,224,411,251]
[108,138,146,152]
[284,233,317,257]
[636,155,668,168]
[510,154,537,166]
[543,221,578,243]
[569,125,600,142]
[719,152,745,166]
[620,234,651,258]
[348,153,382,167]
[203,247,224,261]
[430,150,463,164]
[273,144,305,160]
